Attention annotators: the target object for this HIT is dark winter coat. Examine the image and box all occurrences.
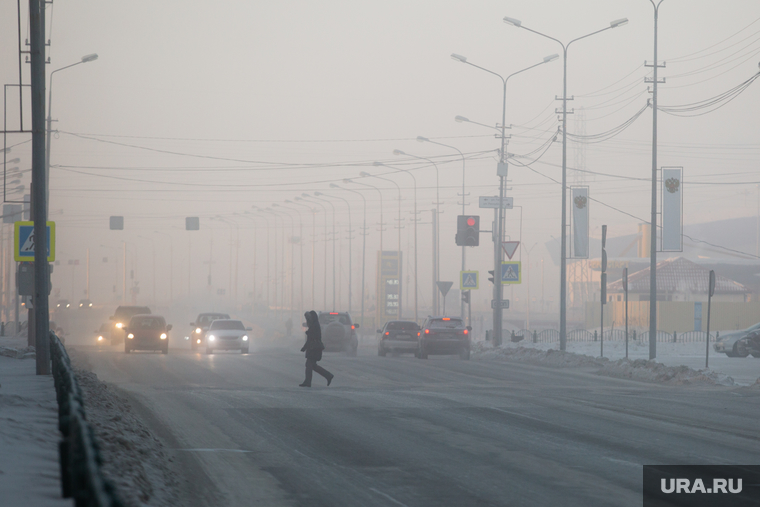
[301,313,324,361]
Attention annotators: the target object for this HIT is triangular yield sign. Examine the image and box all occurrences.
[502,241,520,260]
[436,281,453,297]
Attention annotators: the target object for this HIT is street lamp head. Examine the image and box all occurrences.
[314,191,324,196]
[4,158,21,164]
[392,149,405,156]
[271,203,280,207]
[503,16,522,27]
[450,53,467,63]
[543,53,560,63]
[610,18,628,28]
[301,193,310,198]
[295,196,304,201]
[416,136,429,143]
[81,53,98,63]
[343,178,353,184]
[454,115,469,123]
[329,183,340,189]
[359,171,371,177]
[372,161,383,167]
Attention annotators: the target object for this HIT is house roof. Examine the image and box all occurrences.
[607,256,749,294]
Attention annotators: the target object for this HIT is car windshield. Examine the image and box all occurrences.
[386,321,418,331]
[210,320,245,330]
[429,318,464,329]
[131,317,166,330]
[319,313,351,325]
[199,314,230,325]
[116,307,151,318]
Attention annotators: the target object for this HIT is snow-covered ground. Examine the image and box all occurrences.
[473,338,760,386]
[0,335,69,507]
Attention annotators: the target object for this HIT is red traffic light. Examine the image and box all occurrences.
[467,217,476,227]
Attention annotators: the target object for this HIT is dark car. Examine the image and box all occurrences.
[55,299,71,310]
[714,321,760,357]
[377,320,420,356]
[417,316,471,360]
[94,323,110,347]
[189,312,231,350]
[109,306,152,345]
[124,314,172,354]
[79,299,93,309]
[317,312,359,356]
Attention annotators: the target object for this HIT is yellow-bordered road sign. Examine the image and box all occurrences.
[14,221,56,262]
[460,270,479,290]
[501,261,521,284]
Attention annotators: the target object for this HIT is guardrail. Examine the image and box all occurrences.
[49,332,124,507]
[511,328,718,344]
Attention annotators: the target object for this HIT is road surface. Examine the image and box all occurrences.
[74,339,760,507]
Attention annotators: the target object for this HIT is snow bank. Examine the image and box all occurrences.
[0,345,36,359]
[472,341,736,386]
[69,350,180,507]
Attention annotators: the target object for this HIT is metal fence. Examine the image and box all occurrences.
[508,328,718,344]
[49,332,124,507]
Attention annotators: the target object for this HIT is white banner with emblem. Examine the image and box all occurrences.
[571,187,589,259]
[662,167,683,252]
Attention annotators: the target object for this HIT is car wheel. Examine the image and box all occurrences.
[459,347,471,360]
[734,341,750,358]
[206,347,213,355]
[242,348,249,354]
[378,347,386,357]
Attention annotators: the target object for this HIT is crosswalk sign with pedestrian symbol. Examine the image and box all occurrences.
[14,221,56,262]
[501,261,521,284]
[460,271,479,290]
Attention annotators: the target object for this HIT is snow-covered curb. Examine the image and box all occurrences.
[472,341,737,386]
[69,349,180,507]
[0,345,36,359]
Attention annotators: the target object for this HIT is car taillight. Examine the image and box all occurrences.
[463,329,468,335]
[351,325,355,330]
[417,332,421,336]
[424,329,429,334]
[385,332,390,336]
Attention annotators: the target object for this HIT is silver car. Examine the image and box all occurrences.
[205,319,252,354]
[714,321,760,357]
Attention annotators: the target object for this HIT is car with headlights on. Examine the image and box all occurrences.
[714,321,760,357]
[124,314,172,354]
[109,306,151,345]
[416,316,471,360]
[317,312,359,356]
[205,319,252,354]
[377,320,420,356]
[189,312,231,350]
[94,323,110,347]
[79,298,93,309]
[55,299,71,310]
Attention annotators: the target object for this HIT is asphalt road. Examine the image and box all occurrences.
[73,338,760,507]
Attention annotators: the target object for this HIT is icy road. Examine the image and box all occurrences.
[75,342,760,507]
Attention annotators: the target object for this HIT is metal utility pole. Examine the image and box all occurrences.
[300,196,329,309]
[331,184,366,327]
[319,191,352,313]
[647,0,665,360]
[503,15,628,351]
[30,0,50,374]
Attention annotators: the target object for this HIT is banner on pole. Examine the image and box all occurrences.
[662,167,683,252]
[571,186,589,258]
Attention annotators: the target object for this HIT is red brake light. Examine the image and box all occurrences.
[424,329,429,334]
[385,331,390,335]
[442,318,450,321]
[417,332,421,336]
[463,329,469,335]
[351,325,355,330]
[329,312,339,315]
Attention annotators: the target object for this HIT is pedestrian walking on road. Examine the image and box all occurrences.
[299,311,334,387]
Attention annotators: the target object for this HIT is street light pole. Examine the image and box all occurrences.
[298,196,329,309]
[451,53,558,346]
[332,183,367,328]
[311,194,337,310]
[153,231,173,305]
[361,171,403,319]
[503,15,628,350]
[376,161,419,322]
[272,205,297,326]
[288,200,315,310]
[318,191,353,313]
[394,150,441,315]
[137,235,156,305]
[283,202,306,314]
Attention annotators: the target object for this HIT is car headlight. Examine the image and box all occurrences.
[208,335,216,342]
[195,327,202,334]
[127,333,134,339]
[66,304,70,308]
[97,336,103,341]
[80,304,84,307]
[89,303,93,307]
[197,338,201,344]
[160,333,167,340]
[116,323,124,329]
[242,335,249,341]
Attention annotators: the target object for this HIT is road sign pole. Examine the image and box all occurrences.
[30,0,50,375]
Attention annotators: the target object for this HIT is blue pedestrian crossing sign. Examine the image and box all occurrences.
[460,270,479,290]
[501,261,521,284]
[14,221,56,262]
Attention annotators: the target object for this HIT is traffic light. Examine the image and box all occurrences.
[462,291,470,304]
[456,215,480,246]
[487,270,495,284]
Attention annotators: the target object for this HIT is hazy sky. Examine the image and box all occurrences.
[1,1,759,310]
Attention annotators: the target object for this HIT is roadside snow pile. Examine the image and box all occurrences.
[597,358,736,386]
[0,345,35,359]
[472,341,736,386]
[70,358,180,507]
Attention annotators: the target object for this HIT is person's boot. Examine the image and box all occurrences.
[299,382,311,387]
[326,373,334,386]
